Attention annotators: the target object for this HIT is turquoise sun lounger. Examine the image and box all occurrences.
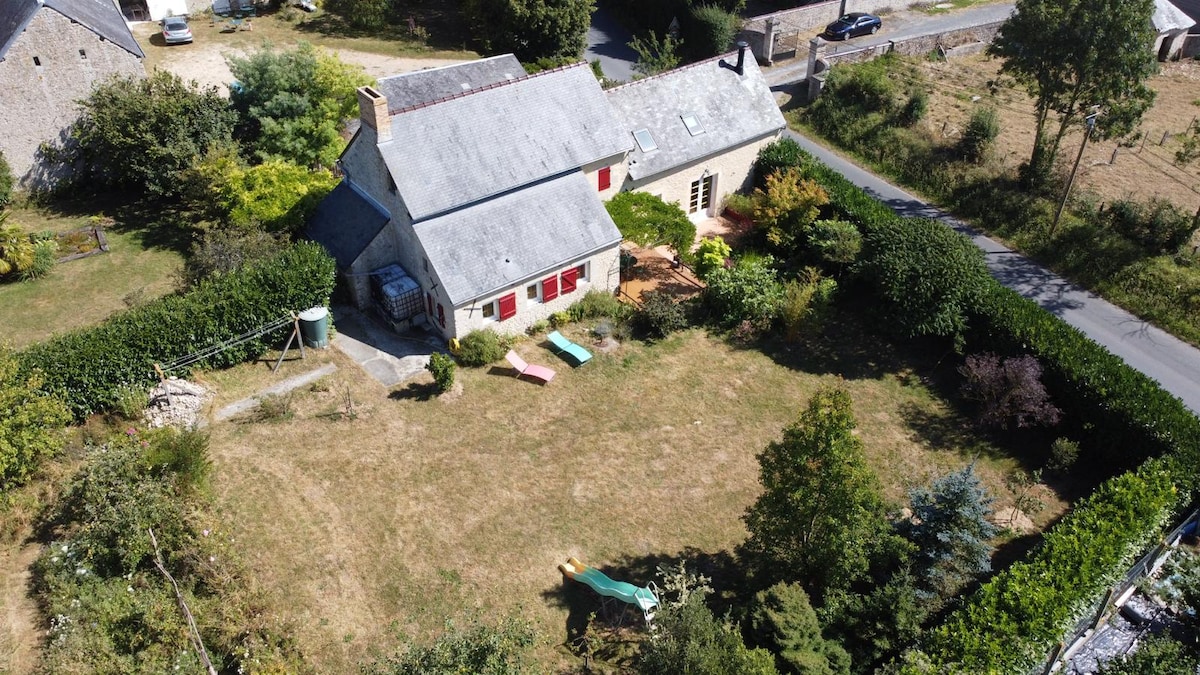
[547,330,593,365]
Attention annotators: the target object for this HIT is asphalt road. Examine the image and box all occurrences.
[786,130,1200,415]
[584,4,638,83]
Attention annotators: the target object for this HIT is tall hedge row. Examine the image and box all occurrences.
[768,142,1200,671]
[20,241,335,419]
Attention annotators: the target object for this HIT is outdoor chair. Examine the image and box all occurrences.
[505,350,556,384]
[547,330,593,365]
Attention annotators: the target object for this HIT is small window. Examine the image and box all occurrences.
[423,257,430,272]
[426,292,434,316]
[33,56,41,67]
[598,166,611,191]
[527,283,539,301]
[436,303,445,327]
[499,293,517,320]
[633,129,657,153]
[681,114,704,136]
[575,263,588,281]
[79,49,87,59]
[481,301,496,319]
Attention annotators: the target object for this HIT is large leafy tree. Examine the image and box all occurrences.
[743,387,885,597]
[228,43,372,168]
[988,0,1157,183]
[463,0,595,62]
[69,71,236,198]
[903,464,997,602]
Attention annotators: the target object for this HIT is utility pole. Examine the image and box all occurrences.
[1051,108,1100,236]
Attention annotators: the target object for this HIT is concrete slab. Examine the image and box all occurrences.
[211,363,338,423]
[330,304,443,388]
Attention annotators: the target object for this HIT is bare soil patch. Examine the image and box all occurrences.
[918,55,1200,213]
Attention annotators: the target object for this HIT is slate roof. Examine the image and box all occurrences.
[605,51,785,182]
[1,0,145,60]
[375,55,525,113]
[306,181,391,268]
[1154,0,1196,32]
[413,171,621,306]
[378,63,631,222]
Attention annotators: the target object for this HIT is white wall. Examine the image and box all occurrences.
[581,152,630,202]
[450,245,622,338]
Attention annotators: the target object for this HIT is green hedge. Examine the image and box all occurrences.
[767,142,1200,671]
[20,241,335,419]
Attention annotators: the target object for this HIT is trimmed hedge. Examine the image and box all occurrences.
[20,241,335,419]
[769,141,1200,671]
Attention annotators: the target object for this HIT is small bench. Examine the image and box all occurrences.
[547,330,593,366]
[505,350,556,384]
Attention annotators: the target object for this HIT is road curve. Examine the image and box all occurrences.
[786,130,1200,415]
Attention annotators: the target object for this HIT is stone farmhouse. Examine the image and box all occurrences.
[308,47,785,340]
[0,0,145,186]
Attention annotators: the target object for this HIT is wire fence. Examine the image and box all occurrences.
[159,314,295,374]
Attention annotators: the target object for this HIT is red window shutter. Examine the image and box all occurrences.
[437,303,445,327]
[598,166,611,191]
[560,267,578,294]
[499,292,517,320]
[426,292,434,316]
[542,275,558,302]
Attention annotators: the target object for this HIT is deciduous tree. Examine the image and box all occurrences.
[752,167,829,252]
[0,346,71,488]
[605,191,696,255]
[69,71,236,197]
[743,387,885,597]
[988,0,1157,184]
[959,353,1062,430]
[463,0,595,62]
[228,43,371,168]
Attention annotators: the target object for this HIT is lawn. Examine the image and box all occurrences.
[1,204,183,349]
[200,316,1077,671]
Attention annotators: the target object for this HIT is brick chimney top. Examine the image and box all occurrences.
[357,86,391,143]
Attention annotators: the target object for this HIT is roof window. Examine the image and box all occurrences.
[633,129,658,153]
[681,114,704,136]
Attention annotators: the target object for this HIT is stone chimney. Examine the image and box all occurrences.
[735,40,748,75]
[357,86,391,143]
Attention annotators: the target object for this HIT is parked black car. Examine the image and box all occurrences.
[823,13,882,40]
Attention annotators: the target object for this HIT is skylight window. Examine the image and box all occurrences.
[681,114,704,136]
[633,129,658,153]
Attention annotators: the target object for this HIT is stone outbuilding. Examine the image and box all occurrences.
[0,0,145,187]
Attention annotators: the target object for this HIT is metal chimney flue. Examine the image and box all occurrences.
[735,40,748,75]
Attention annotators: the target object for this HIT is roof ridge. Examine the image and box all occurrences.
[606,49,746,92]
[390,60,591,116]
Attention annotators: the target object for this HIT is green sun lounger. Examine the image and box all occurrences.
[547,330,593,365]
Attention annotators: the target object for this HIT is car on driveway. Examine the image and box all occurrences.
[823,13,882,40]
[161,16,192,44]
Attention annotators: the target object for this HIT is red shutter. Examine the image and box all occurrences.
[542,275,558,302]
[560,267,578,294]
[437,303,445,327]
[498,292,517,320]
[426,292,434,316]
[598,166,611,191]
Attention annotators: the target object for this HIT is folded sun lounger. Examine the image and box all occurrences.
[547,330,593,365]
[505,350,556,384]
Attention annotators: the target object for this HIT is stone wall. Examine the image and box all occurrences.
[741,0,904,62]
[0,8,145,186]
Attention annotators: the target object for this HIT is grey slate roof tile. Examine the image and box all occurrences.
[413,171,621,306]
[606,51,785,181]
[306,181,391,268]
[375,55,525,113]
[378,63,632,221]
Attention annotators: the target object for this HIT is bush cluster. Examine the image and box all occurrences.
[780,143,1200,672]
[426,352,456,392]
[456,328,511,367]
[1103,197,1197,254]
[19,242,335,419]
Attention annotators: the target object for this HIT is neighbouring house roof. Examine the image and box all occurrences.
[375,55,526,113]
[0,0,145,60]
[606,51,786,182]
[413,171,621,306]
[1155,0,1196,32]
[306,181,391,268]
[378,63,632,221]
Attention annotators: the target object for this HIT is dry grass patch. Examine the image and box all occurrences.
[918,54,1200,212]
[202,322,1072,671]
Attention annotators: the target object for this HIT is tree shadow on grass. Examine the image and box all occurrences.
[37,193,197,256]
[293,2,474,53]
[541,546,752,658]
[388,381,438,401]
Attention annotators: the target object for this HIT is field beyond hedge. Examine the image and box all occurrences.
[200,319,1077,671]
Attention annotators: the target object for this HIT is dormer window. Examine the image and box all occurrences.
[633,129,657,153]
[681,114,704,136]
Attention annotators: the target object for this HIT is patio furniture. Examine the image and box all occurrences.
[505,350,556,384]
[547,330,593,365]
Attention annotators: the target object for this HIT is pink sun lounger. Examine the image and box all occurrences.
[505,350,556,384]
